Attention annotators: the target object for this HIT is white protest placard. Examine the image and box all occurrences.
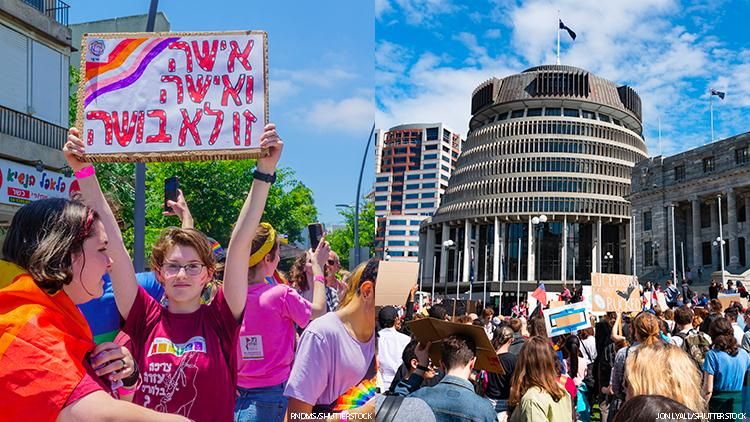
[77,31,267,162]
[0,158,74,206]
[655,291,669,311]
[543,302,591,338]
[591,273,641,313]
[375,261,419,307]
[718,293,741,310]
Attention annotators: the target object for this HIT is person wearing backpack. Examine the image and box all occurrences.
[703,317,750,418]
[672,306,712,370]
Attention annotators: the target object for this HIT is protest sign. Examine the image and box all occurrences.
[543,302,591,337]
[375,261,419,307]
[655,291,668,311]
[591,273,641,313]
[718,293,741,310]
[407,317,503,373]
[77,31,267,162]
[0,158,74,206]
[549,300,566,309]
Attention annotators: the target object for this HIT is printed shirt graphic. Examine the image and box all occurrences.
[123,286,239,422]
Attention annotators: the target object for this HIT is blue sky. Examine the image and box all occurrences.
[376,0,750,158]
[70,0,374,226]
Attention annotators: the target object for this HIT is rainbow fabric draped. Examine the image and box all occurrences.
[332,356,378,412]
[0,262,94,421]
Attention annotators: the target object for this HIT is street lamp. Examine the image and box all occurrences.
[603,251,614,273]
[443,240,456,298]
[713,236,726,289]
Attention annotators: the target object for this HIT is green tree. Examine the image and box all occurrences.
[69,66,79,126]
[327,198,375,269]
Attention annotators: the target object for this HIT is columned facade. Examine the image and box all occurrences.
[419,65,648,309]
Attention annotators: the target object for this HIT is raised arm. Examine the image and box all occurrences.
[163,189,194,229]
[310,237,330,319]
[223,123,283,320]
[64,128,138,319]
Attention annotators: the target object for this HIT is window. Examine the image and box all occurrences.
[375,195,387,201]
[612,118,621,126]
[544,108,562,116]
[376,176,389,182]
[405,203,418,209]
[441,175,450,181]
[644,241,653,267]
[425,144,438,150]
[388,230,406,236]
[389,251,405,257]
[424,173,436,179]
[421,202,434,208]
[674,165,685,181]
[406,174,420,180]
[441,165,450,172]
[375,205,386,211]
[598,114,610,122]
[736,147,749,164]
[426,127,439,140]
[375,186,388,192]
[702,157,714,173]
[405,193,419,199]
[388,240,406,246]
[410,220,423,225]
[527,108,543,117]
[390,219,406,225]
[701,202,711,228]
[563,108,579,117]
[424,163,437,169]
[424,154,438,160]
[422,192,435,198]
[702,241,712,266]
[406,183,420,189]
[581,110,596,120]
[497,111,509,120]
[643,211,652,231]
[422,183,435,189]
[511,109,525,118]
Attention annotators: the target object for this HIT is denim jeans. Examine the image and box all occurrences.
[234,383,287,422]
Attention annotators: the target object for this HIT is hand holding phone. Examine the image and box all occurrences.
[308,223,324,250]
[164,176,179,214]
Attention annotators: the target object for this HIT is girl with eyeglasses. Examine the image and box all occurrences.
[62,124,282,421]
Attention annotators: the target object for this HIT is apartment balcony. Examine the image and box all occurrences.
[21,0,69,26]
[0,105,68,168]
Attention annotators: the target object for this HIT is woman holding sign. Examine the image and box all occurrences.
[63,124,283,421]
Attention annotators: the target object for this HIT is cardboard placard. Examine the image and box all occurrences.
[655,292,669,311]
[549,300,566,309]
[718,293,741,309]
[375,261,419,307]
[543,302,591,337]
[0,158,75,206]
[591,273,641,313]
[77,31,268,162]
[406,317,503,373]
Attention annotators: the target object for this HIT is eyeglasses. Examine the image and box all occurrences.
[162,263,206,276]
[327,259,340,265]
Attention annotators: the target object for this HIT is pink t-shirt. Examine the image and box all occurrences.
[237,283,312,389]
[123,286,240,422]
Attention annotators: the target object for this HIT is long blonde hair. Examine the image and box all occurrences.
[625,343,706,412]
[338,258,379,308]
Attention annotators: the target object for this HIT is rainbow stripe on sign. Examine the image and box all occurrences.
[147,336,207,357]
[84,37,180,107]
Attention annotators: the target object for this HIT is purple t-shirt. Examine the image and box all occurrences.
[237,283,312,389]
[283,311,376,406]
[123,286,240,422]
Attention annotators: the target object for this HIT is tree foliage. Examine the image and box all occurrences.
[326,198,375,269]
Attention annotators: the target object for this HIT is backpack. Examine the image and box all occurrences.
[675,329,711,369]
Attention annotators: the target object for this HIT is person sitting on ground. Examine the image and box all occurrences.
[612,395,696,422]
[624,342,706,412]
[408,334,497,422]
[508,336,572,422]
[377,306,412,390]
[703,317,750,416]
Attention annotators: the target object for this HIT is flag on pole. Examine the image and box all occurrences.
[710,89,726,100]
[531,282,548,307]
[559,20,577,40]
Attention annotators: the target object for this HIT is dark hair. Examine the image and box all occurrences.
[709,317,739,356]
[493,325,514,349]
[441,334,476,370]
[674,306,693,326]
[2,198,99,294]
[509,318,522,333]
[429,304,448,320]
[339,258,379,308]
[725,307,739,322]
[563,335,581,377]
[401,340,419,369]
[528,316,548,338]
[454,315,473,324]
[288,252,310,292]
[613,395,694,422]
[709,299,723,313]
[482,307,494,320]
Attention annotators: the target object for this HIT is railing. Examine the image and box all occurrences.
[0,105,67,150]
[21,0,70,26]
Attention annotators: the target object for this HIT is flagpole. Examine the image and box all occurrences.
[483,242,488,307]
[710,91,714,143]
[557,10,561,65]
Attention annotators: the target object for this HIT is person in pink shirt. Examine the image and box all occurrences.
[234,225,328,421]
[64,124,283,421]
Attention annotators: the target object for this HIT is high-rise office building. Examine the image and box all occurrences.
[374,123,463,262]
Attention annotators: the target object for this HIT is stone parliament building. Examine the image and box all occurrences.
[630,132,750,285]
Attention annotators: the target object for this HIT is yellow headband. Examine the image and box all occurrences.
[249,223,276,267]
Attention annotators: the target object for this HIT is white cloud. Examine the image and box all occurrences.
[376,0,392,19]
[484,29,502,39]
[269,79,297,103]
[378,0,459,25]
[307,96,375,135]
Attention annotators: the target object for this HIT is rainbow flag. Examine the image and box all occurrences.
[0,265,94,421]
[331,357,378,411]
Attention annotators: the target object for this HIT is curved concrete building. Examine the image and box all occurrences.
[419,65,648,308]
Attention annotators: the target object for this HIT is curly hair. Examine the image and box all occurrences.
[2,198,99,294]
[709,317,739,356]
[288,252,310,292]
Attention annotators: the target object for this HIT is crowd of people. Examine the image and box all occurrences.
[375,280,750,422]
[0,125,379,421]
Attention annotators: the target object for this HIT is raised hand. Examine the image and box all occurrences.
[256,123,283,174]
[63,127,91,172]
